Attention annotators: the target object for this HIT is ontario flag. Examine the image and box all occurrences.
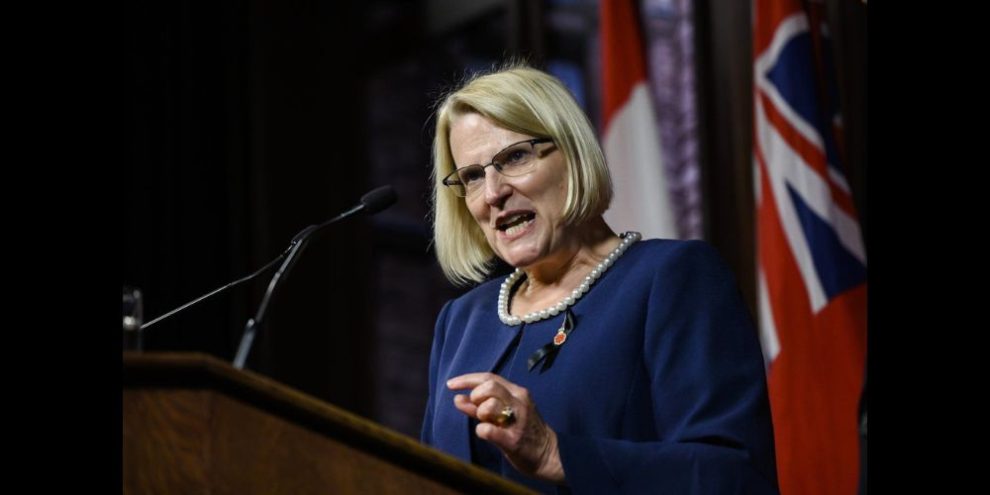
[753,0,867,494]
[600,0,678,240]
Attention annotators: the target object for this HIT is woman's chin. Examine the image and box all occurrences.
[498,245,544,270]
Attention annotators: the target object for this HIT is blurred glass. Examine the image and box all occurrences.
[123,286,143,351]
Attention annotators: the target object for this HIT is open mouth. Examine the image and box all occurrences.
[497,212,536,236]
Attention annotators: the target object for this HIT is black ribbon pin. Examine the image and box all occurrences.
[527,309,576,372]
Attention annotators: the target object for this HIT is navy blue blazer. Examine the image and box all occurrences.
[421,239,779,494]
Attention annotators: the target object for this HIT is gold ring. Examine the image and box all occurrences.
[495,405,516,427]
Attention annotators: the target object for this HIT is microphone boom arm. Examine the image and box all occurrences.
[232,235,311,369]
[232,202,366,369]
[132,185,397,371]
[139,251,289,330]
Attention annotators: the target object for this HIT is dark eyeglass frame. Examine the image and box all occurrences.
[442,137,555,197]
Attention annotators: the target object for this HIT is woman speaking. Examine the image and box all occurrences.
[421,64,779,494]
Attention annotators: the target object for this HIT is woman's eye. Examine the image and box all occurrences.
[461,168,485,183]
[502,149,531,166]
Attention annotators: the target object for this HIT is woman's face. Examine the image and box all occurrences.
[449,113,572,270]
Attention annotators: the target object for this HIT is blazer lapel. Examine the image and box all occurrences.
[440,307,523,462]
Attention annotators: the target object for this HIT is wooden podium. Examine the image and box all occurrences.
[123,352,534,494]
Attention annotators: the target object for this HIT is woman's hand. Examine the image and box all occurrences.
[447,372,565,484]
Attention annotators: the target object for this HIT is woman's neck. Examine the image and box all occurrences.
[517,217,619,300]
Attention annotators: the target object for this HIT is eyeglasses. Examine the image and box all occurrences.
[442,138,555,198]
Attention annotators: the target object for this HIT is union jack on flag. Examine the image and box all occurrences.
[753,0,867,494]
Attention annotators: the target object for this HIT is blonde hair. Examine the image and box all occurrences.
[431,64,613,285]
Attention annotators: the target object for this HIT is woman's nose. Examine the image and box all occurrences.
[482,167,511,206]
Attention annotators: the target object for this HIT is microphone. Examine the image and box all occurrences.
[360,185,398,214]
[232,185,397,369]
[139,186,398,360]
[288,185,398,245]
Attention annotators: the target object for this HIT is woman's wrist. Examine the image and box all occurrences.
[536,429,566,484]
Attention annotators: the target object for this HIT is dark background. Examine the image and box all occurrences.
[124,0,866,440]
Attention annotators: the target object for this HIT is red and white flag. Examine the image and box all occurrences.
[600,0,678,240]
[753,0,867,493]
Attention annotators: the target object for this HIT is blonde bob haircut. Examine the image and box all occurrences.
[431,64,613,286]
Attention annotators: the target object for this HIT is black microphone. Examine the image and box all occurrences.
[232,185,397,369]
[287,185,397,245]
[139,186,398,349]
[360,185,398,215]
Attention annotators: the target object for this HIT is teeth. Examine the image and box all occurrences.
[504,217,534,236]
[499,212,533,230]
[502,213,526,225]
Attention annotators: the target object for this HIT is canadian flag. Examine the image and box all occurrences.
[600,0,678,240]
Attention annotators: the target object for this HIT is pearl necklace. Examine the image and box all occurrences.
[497,231,642,326]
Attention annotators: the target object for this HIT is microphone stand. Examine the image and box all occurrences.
[135,185,396,370]
[139,254,287,331]
[232,204,363,370]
